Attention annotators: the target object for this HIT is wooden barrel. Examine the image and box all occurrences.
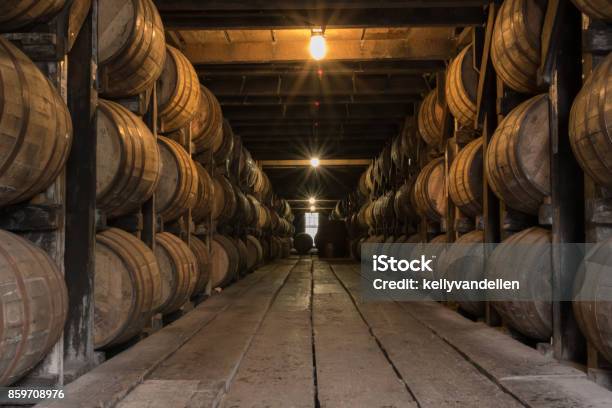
[94,228,161,349]
[439,230,485,317]
[248,195,271,231]
[210,235,239,288]
[189,235,210,296]
[214,120,235,165]
[488,227,552,340]
[191,85,224,154]
[248,165,273,203]
[418,89,444,146]
[0,230,68,386]
[232,187,253,225]
[358,165,374,197]
[234,238,249,276]
[211,175,237,224]
[315,220,348,258]
[485,94,550,215]
[154,233,197,315]
[449,137,483,218]
[394,179,418,222]
[364,201,377,231]
[97,99,161,218]
[0,37,72,207]
[156,136,198,222]
[573,237,612,363]
[372,192,395,229]
[269,236,283,260]
[569,53,612,189]
[0,0,66,32]
[157,45,201,134]
[571,0,612,21]
[98,0,166,97]
[192,162,214,224]
[294,232,314,255]
[446,45,478,127]
[413,158,447,222]
[246,235,263,270]
[492,0,544,94]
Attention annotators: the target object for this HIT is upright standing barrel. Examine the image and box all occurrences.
[569,53,612,189]
[154,233,198,315]
[0,37,72,207]
[96,99,161,218]
[449,137,483,218]
[94,228,162,349]
[492,0,544,93]
[0,0,66,31]
[571,0,612,21]
[157,45,201,133]
[487,227,552,341]
[156,136,198,222]
[0,230,68,386]
[413,158,447,222]
[485,94,550,215]
[446,45,478,127]
[418,89,444,147]
[98,0,166,97]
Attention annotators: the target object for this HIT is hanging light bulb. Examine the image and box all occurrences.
[310,205,316,212]
[309,29,327,61]
[309,197,316,205]
[310,157,320,168]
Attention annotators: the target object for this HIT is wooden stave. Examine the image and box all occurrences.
[191,85,224,154]
[156,136,199,222]
[189,235,211,296]
[418,89,444,146]
[394,179,418,222]
[446,45,478,127]
[157,45,201,134]
[573,237,612,363]
[488,227,552,340]
[0,37,73,207]
[571,0,612,21]
[413,158,447,222]
[246,235,264,269]
[213,120,235,165]
[192,162,214,224]
[154,232,198,315]
[210,234,239,288]
[0,230,68,386]
[94,228,161,349]
[439,230,485,317]
[99,0,166,98]
[0,0,66,31]
[233,238,249,276]
[448,137,484,218]
[211,175,237,225]
[569,53,612,189]
[96,99,161,218]
[485,94,550,215]
[491,0,544,94]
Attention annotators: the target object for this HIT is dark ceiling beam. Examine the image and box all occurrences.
[217,94,421,106]
[184,36,455,64]
[222,102,413,120]
[159,8,486,29]
[156,1,489,11]
[197,60,446,76]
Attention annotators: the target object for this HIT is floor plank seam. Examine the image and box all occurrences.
[214,258,302,408]
[309,256,321,408]
[343,266,533,408]
[328,263,422,408]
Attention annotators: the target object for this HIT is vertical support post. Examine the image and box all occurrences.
[142,84,157,251]
[476,3,502,326]
[63,0,97,379]
[544,0,586,362]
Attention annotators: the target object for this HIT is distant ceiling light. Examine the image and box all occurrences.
[309,197,316,205]
[310,205,316,212]
[309,29,327,61]
[310,157,320,168]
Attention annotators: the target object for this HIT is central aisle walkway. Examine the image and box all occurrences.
[40,256,612,408]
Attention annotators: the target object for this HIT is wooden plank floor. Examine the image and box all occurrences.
[38,256,612,408]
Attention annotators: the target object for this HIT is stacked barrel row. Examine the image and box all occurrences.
[341,0,612,364]
[0,0,293,386]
